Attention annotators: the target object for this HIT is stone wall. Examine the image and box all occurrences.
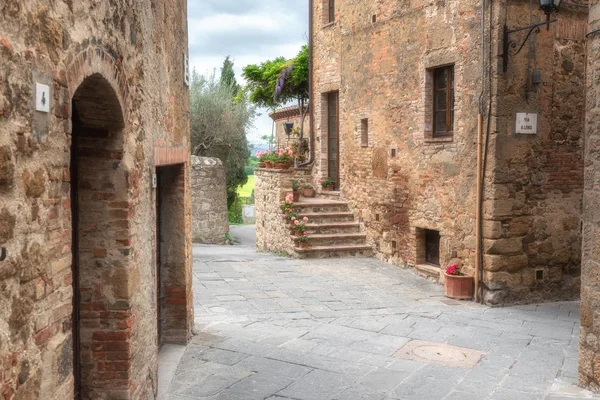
[311,0,586,304]
[255,168,312,255]
[0,1,192,399]
[191,156,228,244]
[270,106,311,151]
[579,0,600,391]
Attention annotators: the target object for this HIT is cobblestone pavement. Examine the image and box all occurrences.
[164,239,598,400]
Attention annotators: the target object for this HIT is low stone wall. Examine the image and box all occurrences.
[255,168,312,254]
[191,156,228,244]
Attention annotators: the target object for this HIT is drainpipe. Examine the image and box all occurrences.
[298,0,314,168]
[475,0,486,304]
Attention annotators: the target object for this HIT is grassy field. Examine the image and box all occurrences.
[237,175,255,198]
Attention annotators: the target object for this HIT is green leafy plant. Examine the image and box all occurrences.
[225,232,234,245]
[291,180,301,191]
[303,184,314,189]
[295,233,309,243]
[281,193,294,214]
[286,211,299,221]
[319,177,335,187]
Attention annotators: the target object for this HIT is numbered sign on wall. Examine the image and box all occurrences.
[515,113,537,135]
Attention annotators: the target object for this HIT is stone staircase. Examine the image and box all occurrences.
[291,198,373,259]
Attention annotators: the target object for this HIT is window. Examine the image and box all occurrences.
[432,66,454,137]
[328,0,335,23]
[360,118,369,147]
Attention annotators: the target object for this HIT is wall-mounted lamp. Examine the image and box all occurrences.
[502,0,561,72]
[284,122,294,138]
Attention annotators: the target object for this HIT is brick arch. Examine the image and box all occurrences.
[66,50,136,399]
[61,42,130,121]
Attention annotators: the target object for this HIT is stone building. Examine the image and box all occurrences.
[269,105,310,151]
[191,156,228,244]
[308,0,587,304]
[0,1,193,399]
[579,0,600,391]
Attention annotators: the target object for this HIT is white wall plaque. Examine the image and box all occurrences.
[515,112,537,134]
[35,83,50,113]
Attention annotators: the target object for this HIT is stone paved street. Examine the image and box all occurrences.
[163,227,599,400]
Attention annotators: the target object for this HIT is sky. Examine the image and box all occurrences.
[187,1,309,144]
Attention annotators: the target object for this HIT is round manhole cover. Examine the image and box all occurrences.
[393,340,485,369]
[412,344,469,363]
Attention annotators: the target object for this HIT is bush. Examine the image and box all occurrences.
[228,196,244,224]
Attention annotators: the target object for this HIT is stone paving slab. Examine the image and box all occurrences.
[163,240,600,400]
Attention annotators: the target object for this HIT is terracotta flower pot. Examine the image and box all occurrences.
[258,162,266,168]
[292,191,300,202]
[294,231,303,237]
[303,188,315,197]
[322,185,334,191]
[444,273,474,300]
[265,161,273,169]
[274,162,290,169]
[298,241,309,249]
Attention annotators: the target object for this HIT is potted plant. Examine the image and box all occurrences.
[319,177,335,191]
[291,180,301,202]
[291,217,308,236]
[281,193,294,216]
[443,264,474,300]
[286,211,299,226]
[303,184,315,198]
[265,152,274,169]
[296,233,309,249]
[257,150,270,168]
[274,148,294,169]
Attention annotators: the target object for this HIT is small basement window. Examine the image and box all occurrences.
[361,118,369,147]
[425,230,440,266]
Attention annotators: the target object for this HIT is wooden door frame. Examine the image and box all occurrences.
[327,91,340,190]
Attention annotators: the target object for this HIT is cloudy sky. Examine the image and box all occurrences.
[187,1,309,144]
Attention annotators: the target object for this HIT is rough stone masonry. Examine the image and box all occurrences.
[579,0,600,392]
[308,0,586,305]
[0,1,193,399]
[191,156,228,245]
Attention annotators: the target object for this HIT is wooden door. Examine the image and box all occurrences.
[327,92,340,190]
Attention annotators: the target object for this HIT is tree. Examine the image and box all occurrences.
[220,56,241,95]
[242,45,310,144]
[189,59,255,207]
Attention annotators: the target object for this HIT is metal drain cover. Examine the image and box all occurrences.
[393,340,485,369]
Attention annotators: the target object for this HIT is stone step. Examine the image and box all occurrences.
[297,212,355,223]
[294,244,374,259]
[305,233,368,246]
[293,201,349,213]
[305,222,361,234]
[317,191,342,201]
[415,264,441,281]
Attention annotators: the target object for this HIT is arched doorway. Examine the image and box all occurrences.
[70,73,128,399]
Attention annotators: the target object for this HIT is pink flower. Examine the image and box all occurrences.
[294,220,300,225]
[285,147,291,151]
[303,217,308,222]
[266,150,271,154]
[288,150,293,156]
[303,232,307,236]
[291,217,296,221]
[286,194,293,201]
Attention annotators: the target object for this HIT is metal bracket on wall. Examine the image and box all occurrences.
[502,19,557,72]
[0,247,6,262]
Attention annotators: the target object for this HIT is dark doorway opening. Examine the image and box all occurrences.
[71,73,125,399]
[425,229,440,266]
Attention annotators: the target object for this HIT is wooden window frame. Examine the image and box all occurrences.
[328,0,335,23]
[432,66,454,138]
[360,118,369,148]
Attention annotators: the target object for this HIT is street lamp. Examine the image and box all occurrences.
[502,0,562,72]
